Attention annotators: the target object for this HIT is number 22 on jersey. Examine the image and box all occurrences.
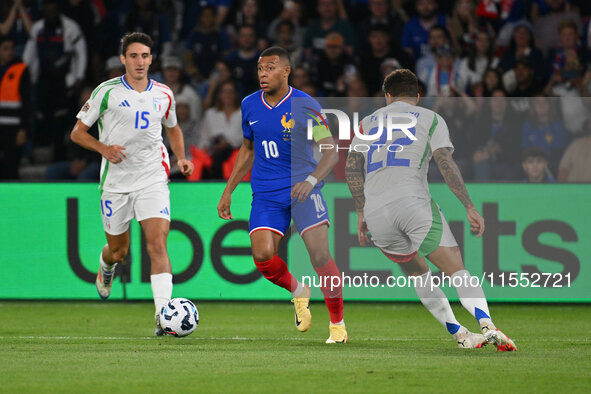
[366,126,416,173]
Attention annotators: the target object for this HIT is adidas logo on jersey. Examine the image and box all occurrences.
[160,207,170,216]
[118,100,131,107]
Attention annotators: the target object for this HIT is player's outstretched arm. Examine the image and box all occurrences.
[345,151,370,246]
[70,119,126,164]
[217,138,254,220]
[291,136,339,202]
[164,124,194,177]
[433,147,485,237]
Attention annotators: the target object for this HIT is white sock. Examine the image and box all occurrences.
[100,250,116,271]
[413,271,463,335]
[451,269,493,326]
[291,281,304,297]
[151,273,173,316]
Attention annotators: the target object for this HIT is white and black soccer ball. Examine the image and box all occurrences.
[159,298,199,337]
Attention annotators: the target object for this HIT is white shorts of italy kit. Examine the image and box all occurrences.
[99,182,170,235]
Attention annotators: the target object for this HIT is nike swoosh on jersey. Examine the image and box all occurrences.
[316,211,327,219]
[249,120,259,125]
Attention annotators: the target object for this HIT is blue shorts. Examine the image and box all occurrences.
[249,187,330,236]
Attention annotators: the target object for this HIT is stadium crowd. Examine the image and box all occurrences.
[1,0,591,182]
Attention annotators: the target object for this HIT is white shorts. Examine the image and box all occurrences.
[100,182,170,235]
[364,196,457,258]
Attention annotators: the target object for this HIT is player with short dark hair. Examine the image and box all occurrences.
[70,32,194,335]
[346,69,516,351]
[218,47,347,343]
[382,68,419,97]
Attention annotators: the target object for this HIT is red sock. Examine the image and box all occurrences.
[254,255,298,293]
[314,258,344,324]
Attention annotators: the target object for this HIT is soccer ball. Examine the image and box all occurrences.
[159,298,199,337]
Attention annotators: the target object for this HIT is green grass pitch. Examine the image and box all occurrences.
[1,301,589,393]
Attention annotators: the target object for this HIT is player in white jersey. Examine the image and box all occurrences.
[70,32,194,335]
[345,69,516,351]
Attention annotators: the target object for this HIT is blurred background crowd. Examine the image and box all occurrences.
[1,0,591,182]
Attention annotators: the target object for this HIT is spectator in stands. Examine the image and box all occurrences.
[457,30,497,94]
[449,0,479,57]
[379,58,402,88]
[303,0,356,61]
[521,147,556,182]
[548,20,591,80]
[311,32,355,97]
[534,0,582,56]
[428,91,477,180]
[61,0,96,50]
[267,0,305,47]
[62,0,100,83]
[0,0,35,57]
[105,56,125,79]
[45,86,100,180]
[174,93,200,155]
[521,94,567,173]
[508,57,544,115]
[160,56,203,127]
[530,0,555,22]
[300,83,318,97]
[481,67,504,96]
[202,60,239,109]
[545,20,590,135]
[23,0,87,162]
[420,44,462,97]
[402,0,447,61]
[290,65,312,91]
[179,0,233,39]
[499,23,547,85]
[0,34,30,180]
[415,25,451,79]
[558,127,591,182]
[357,0,405,54]
[225,24,260,94]
[184,6,230,85]
[475,0,525,41]
[226,0,269,51]
[165,92,200,179]
[200,80,243,179]
[472,88,521,180]
[272,19,303,67]
[346,76,369,98]
[125,0,173,64]
[359,24,413,96]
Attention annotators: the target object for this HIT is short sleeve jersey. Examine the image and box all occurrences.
[241,86,330,198]
[77,76,177,193]
[351,101,453,214]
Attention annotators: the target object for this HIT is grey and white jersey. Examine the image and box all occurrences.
[350,101,454,214]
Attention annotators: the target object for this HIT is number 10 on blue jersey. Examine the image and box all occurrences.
[262,140,279,158]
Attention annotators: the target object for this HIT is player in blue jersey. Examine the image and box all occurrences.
[217,47,347,343]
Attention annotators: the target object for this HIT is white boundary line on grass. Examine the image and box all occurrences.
[0,335,590,342]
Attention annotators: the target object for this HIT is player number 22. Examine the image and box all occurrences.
[366,126,416,173]
[262,140,279,158]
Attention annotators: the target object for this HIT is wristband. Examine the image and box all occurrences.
[305,175,318,187]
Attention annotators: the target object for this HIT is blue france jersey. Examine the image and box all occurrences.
[242,86,320,197]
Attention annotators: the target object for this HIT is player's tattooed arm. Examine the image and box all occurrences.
[433,147,474,209]
[345,152,366,213]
